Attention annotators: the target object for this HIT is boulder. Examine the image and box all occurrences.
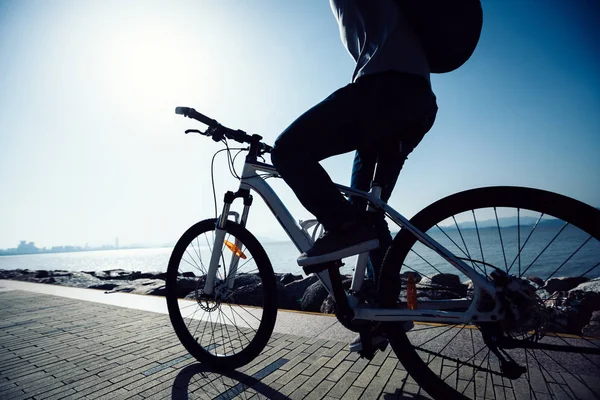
[544,277,590,293]
[35,270,50,278]
[431,273,461,288]
[570,278,600,293]
[284,275,319,303]
[170,277,198,298]
[277,283,299,310]
[320,295,336,314]
[428,289,462,300]
[109,279,166,296]
[526,276,544,286]
[232,273,261,289]
[52,271,73,278]
[227,283,265,307]
[400,271,422,284]
[279,273,303,286]
[89,283,120,291]
[301,281,328,312]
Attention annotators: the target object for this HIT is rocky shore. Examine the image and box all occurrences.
[1,269,598,337]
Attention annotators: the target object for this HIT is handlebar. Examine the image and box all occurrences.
[175,107,217,127]
[175,106,272,153]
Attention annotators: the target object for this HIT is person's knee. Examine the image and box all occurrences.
[271,133,309,169]
[270,139,289,169]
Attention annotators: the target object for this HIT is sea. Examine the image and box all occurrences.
[1,225,598,282]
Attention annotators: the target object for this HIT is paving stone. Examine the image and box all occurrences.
[327,371,359,398]
[278,373,310,397]
[325,360,353,382]
[354,364,379,388]
[291,367,333,399]
[341,385,363,400]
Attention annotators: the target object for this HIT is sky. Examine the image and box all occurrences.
[1,0,599,249]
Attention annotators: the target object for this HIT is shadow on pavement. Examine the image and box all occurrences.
[171,363,290,400]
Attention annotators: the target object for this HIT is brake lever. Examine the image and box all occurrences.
[185,129,204,135]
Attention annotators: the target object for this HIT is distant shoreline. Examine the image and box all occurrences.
[0,246,174,257]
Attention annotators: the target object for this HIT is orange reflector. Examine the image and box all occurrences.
[224,240,247,259]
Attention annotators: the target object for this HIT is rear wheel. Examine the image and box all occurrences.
[379,187,600,399]
[166,219,277,369]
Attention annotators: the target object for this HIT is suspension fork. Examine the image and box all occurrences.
[203,189,253,295]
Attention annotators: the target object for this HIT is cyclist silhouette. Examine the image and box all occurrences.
[271,0,437,278]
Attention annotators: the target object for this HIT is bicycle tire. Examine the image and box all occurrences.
[379,186,600,399]
[166,219,278,369]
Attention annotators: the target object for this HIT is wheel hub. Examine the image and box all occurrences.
[194,279,224,312]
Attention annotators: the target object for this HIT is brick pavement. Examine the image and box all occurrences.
[0,291,430,400]
[2,288,599,400]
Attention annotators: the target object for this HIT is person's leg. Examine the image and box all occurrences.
[272,84,387,265]
[349,78,438,283]
[271,84,372,233]
[349,149,378,278]
[272,72,437,266]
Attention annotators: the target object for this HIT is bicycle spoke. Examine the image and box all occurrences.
[545,236,593,281]
[471,209,487,277]
[579,261,600,279]
[520,222,570,279]
[494,207,509,272]
[507,213,545,275]
[435,224,486,276]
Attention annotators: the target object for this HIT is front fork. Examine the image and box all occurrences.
[203,190,253,295]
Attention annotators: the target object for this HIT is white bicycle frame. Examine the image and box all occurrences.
[204,159,503,325]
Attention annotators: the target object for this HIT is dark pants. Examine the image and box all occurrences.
[271,72,437,280]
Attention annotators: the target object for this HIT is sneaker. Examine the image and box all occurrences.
[348,321,414,353]
[297,225,379,266]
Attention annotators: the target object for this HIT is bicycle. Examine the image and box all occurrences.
[166,106,600,399]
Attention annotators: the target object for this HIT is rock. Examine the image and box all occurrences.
[544,277,590,293]
[320,295,336,314]
[182,271,195,278]
[277,283,299,310]
[52,271,73,278]
[89,283,120,291]
[581,310,600,337]
[109,279,166,296]
[526,276,544,286]
[428,289,462,300]
[553,283,600,334]
[400,272,422,283]
[39,277,56,284]
[279,273,303,286]
[232,273,261,289]
[319,278,373,314]
[582,323,600,338]
[431,273,462,288]
[301,281,328,312]
[284,275,319,303]
[228,283,265,307]
[570,278,600,293]
[170,278,198,298]
[35,270,49,278]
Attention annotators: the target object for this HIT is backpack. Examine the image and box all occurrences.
[398,0,483,74]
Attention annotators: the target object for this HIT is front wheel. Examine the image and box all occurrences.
[379,187,600,399]
[166,219,278,369]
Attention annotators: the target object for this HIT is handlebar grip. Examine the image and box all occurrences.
[175,106,218,127]
[175,106,189,115]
